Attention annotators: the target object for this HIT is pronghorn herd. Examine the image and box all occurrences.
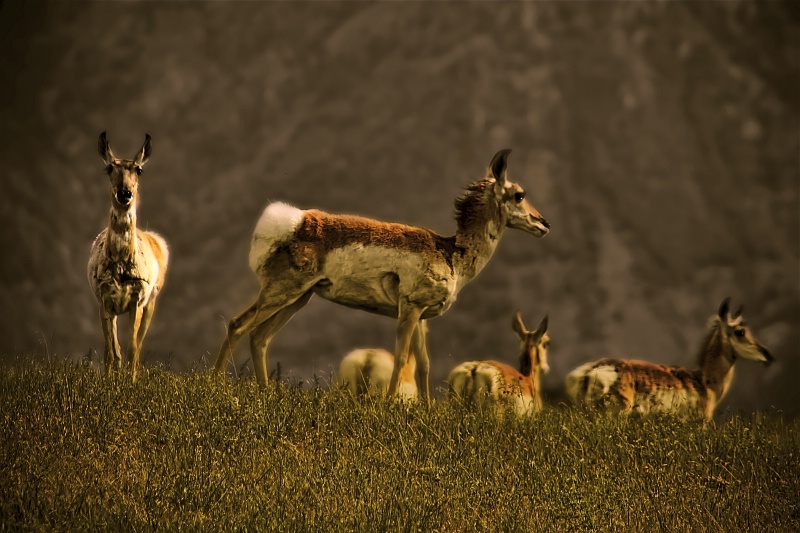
[87,133,774,418]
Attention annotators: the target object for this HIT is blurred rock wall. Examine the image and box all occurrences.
[0,1,797,414]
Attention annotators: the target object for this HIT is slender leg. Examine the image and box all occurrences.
[128,306,144,382]
[214,302,260,374]
[215,280,318,377]
[99,307,121,375]
[249,291,314,387]
[136,297,157,351]
[411,319,430,405]
[388,300,424,398]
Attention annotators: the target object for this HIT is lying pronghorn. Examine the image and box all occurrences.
[447,312,550,416]
[87,132,169,381]
[565,298,773,419]
[338,348,417,400]
[338,322,426,401]
[214,149,549,403]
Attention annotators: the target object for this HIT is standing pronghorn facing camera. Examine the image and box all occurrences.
[214,149,549,404]
[565,298,774,419]
[447,312,550,416]
[87,132,169,381]
[338,322,426,401]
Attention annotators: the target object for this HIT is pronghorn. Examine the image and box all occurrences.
[214,149,549,403]
[338,348,416,400]
[447,312,550,416]
[338,322,426,401]
[565,298,774,419]
[87,132,169,381]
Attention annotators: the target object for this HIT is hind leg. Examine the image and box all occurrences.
[249,291,313,387]
[214,301,260,374]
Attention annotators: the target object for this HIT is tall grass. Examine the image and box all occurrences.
[1,360,797,531]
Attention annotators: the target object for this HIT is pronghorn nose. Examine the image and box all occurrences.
[116,189,133,204]
[540,218,551,229]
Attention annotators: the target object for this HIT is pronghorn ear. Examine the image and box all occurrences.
[98,131,115,165]
[512,310,527,339]
[718,297,731,321]
[490,149,511,197]
[732,305,744,319]
[534,314,549,337]
[134,133,152,167]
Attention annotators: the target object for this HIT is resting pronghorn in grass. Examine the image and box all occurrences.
[339,347,416,400]
[87,132,169,381]
[338,322,426,400]
[214,149,549,403]
[447,312,550,416]
[565,298,774,419]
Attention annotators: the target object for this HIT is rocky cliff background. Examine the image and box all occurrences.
[1,1,797,415]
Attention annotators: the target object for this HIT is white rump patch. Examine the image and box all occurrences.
[586,364,619,394]
[249,202,304,272]
[565,362,619,403]
[338,348,417,400]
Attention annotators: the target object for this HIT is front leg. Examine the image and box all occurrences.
[389,300,425,401]
[411,319,430,404]
[128,305,144,382]
[99,307,121,375]
[135,296,157,351]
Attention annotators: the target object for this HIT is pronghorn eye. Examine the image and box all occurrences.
[514,192,525,203]
[734,329,745,338]
[135,166,143,176]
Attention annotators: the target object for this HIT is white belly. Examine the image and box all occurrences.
[314,244,457,318]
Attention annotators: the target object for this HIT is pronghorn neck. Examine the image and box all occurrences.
[105,201,139,263]
[519,348,534,378]
[697,317,736,402]
[452,178,506,284]
[524,361,542,399]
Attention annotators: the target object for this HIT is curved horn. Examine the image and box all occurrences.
[534,314,549,337]
[511,309,527,338]
[718,297,731,320]
[98,131,115,164]
[489,148,512,182]
[135,133,152,166]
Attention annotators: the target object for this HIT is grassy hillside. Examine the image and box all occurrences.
[1,361,798,531]
[0,2,797,415]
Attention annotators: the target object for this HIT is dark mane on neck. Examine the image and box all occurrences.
[453,177,494,232]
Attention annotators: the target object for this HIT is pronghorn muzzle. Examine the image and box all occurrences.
[758,344,775,366]
[116,188,133,205]
[516,213,550,238]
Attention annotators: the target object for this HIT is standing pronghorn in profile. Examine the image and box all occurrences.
[338,322,426,401]
[87,132,169,381]
[447,312,550,416]
[214,149,549,403]
[565,298,773,419]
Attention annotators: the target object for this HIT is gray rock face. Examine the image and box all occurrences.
[0,2,796,414]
